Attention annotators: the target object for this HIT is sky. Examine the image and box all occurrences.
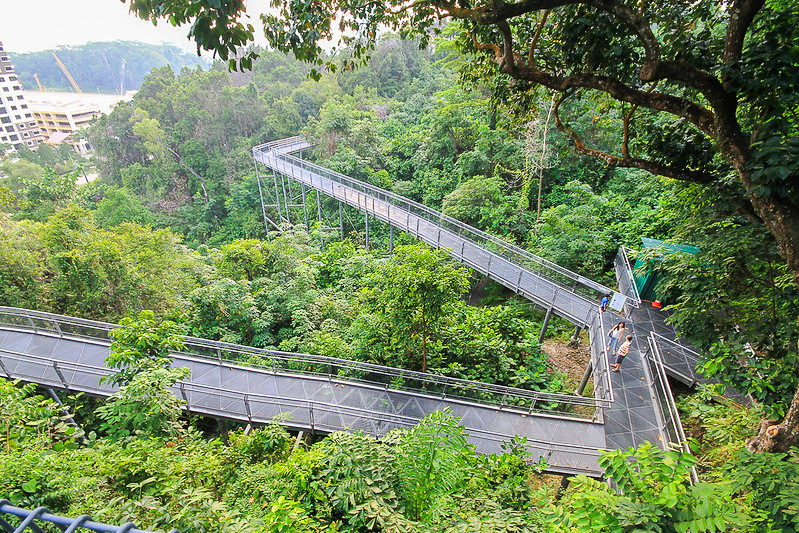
[0,0,272,54]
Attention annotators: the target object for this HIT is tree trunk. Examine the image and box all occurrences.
[747,384,799,452]
[725,142,799,453]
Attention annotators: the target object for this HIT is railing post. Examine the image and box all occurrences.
[0,356,10,378]
[52,361,68,390]
[27,317,37,332]
[52,319,63,337]
[244,394,252,423]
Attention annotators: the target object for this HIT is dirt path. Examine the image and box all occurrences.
[542,336,591,388]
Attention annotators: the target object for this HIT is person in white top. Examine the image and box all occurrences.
[607,321,626,355]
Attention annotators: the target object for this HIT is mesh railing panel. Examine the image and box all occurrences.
[644,334,698,484]
[0,336,605,473]
[0,307,611,417]
[0,500,170,533]
[614,247,641,311]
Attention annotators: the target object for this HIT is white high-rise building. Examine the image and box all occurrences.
[0,41,44,151]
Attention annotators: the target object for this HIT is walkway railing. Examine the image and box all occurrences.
[588,311,615,411]
[614,246,641,313]
[644,333,698,484]
[648,332,701,387]
[0,307,612,417]
[0,347,605,469]
[0,500,169,533]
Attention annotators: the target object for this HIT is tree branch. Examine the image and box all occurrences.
[723,0,766,67]
[553,92,716,183]
[528,9,550,66]
[504,62,715,135]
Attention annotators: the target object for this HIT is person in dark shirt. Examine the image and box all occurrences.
[612,335,633,372]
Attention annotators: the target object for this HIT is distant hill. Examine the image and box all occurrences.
[7,41,209,94]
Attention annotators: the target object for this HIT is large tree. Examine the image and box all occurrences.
[124,0,799,450]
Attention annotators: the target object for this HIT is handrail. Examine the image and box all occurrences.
[253,138,618,301]
[0,500,169,533]
[0,307,612,414]
[645,334,698,484]
[588,311,615,409]
[615,246,641,311]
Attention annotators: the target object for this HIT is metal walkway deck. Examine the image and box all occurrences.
[0,307,606,476]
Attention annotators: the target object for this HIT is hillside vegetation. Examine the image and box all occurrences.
[7,41,207,93]
[0,13,797,531]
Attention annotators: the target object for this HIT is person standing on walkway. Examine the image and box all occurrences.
[607,321,626,354]
[612,335,633,372]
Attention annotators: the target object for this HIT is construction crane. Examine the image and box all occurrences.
[119,59,126,94]
[51,52,82,93]
[33,73,44,92]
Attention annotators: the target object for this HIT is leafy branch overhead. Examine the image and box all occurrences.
[123,0,799,454]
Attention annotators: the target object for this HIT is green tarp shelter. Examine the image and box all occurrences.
[632,237,700,302]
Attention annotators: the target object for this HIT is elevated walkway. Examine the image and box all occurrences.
[250,138,696,464]
[254,138,616,327]
[0,307,606,476]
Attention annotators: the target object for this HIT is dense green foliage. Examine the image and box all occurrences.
[0,14,798,528]
[8,41,207,93]
[3,374,799,532]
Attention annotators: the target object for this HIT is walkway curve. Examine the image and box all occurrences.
[0,307,605,477]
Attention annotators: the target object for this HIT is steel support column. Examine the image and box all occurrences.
[339,202,344,241]
[569,325,582,348]
[302,184,309,230]
[389,226,394,254]
[280,174,291,223]
[539,306,553,343]
[272,170,282,223]
[365,213,369,249]
[254,160,269,234]
[576,361,593,396]
[554,475,572,502]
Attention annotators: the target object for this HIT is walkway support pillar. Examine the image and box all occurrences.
[569,325,582,348]
[302,184,309,230]
[555,475,572,502]
[339,202,344,242]
[280,174,291,223]
[539,306,553,343]
[389,226,394,254]
[254,160,269,234]
[365,213,370,249]
[576,361,593,396]
[272,171,282,223]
